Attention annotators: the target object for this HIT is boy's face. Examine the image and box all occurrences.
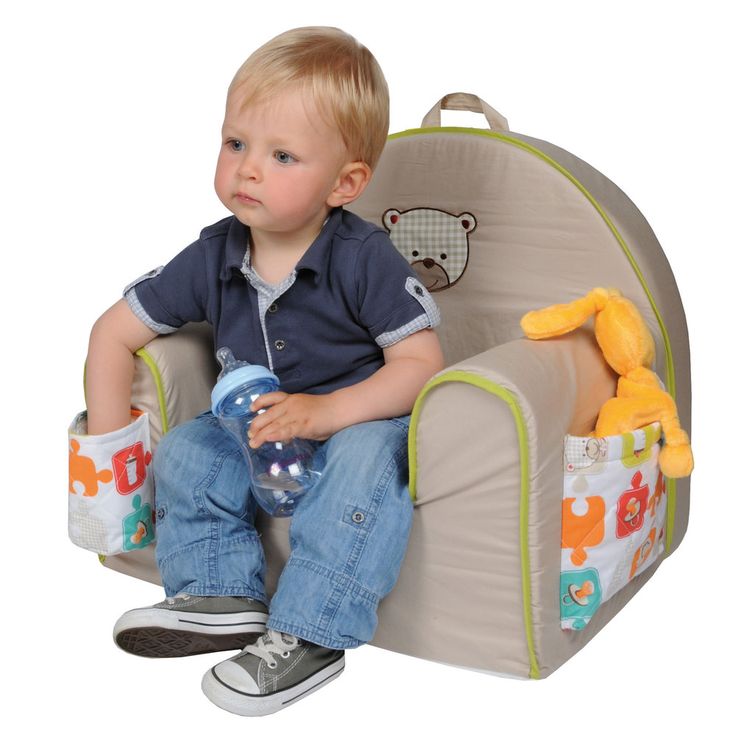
[215,85,352,244]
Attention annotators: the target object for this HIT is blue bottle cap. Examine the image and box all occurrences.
[211,364,279,416]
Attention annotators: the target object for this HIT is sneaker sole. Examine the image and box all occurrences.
[201,654,346,716]
[114,608,268,658]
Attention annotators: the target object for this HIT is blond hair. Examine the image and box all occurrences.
[228,27,389,169]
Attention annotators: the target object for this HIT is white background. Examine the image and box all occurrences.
[3,0,733,732]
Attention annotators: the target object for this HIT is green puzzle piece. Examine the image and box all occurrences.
[122,494,155,551]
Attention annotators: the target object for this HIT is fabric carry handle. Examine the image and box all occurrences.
[421,92,510,132]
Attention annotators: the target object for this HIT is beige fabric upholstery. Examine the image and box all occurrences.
[376,332,616,676]
[351,127,690,554]
[131,322,218,447]
[100,109,691,679]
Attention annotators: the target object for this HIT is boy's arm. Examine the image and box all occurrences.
[85,299,159,435]
[247,328,444,447]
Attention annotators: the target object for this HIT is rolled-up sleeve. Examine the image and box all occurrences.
[123,240,209,333]
[355,231,440,348]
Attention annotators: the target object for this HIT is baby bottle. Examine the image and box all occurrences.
[210,347,321,517]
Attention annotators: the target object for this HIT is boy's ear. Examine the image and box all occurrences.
[327,161,372,207]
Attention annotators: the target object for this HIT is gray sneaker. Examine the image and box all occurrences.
[201,629,345,716]
[113,593,268,657]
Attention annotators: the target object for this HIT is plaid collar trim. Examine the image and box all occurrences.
[220,208,343,285]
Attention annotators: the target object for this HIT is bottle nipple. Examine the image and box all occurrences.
[216,346,250,379]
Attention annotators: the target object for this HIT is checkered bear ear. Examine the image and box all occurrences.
[457,213,477,233]
[383,209,401,230]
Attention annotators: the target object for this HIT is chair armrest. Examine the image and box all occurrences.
[130,322,217,447]
[410,328,615,504]
[397,329,615,677]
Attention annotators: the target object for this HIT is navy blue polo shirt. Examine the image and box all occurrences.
[124,207,440,395]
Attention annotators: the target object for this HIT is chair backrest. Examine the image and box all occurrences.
[350,94,692,548]
[349,97,690,430]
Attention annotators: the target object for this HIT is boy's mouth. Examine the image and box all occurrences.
[235,192,261,205]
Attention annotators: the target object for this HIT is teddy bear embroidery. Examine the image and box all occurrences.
[383,207,477,292]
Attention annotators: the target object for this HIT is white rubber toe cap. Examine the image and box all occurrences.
[211,661,260,694]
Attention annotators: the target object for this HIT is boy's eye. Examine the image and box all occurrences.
[228,139,244,152]
[274,151,296,164]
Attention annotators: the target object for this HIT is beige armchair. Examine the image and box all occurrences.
[98,94,692,679]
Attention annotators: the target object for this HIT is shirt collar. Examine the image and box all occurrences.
[221,217,249,281]
[220,208,344,285]
[293,207,343,284]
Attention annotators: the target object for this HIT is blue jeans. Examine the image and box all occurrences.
[152,411,413,650]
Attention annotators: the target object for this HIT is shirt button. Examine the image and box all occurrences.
[274,339,286,351]
[352,511,365,524]
[268,303,279,313]
[414,285,425,296]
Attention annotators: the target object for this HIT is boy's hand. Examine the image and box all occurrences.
[247,392,339,448]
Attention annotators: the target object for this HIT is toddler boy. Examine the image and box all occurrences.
[85,26,443,716]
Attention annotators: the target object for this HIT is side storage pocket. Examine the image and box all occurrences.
[560,423,666,630]
[68,410,155,556]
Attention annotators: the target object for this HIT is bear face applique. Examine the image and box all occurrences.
[383,207,477,292]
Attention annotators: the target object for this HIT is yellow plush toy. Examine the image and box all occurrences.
[520,287,694,478]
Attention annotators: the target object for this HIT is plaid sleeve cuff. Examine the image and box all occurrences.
[375,277,441,348]
[123,268,178,334]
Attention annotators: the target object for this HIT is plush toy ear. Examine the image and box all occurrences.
[595,295,656,375]
[521,288,611,340]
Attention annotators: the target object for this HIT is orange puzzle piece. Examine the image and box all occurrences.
[69,438,113,497]
[562,496,606,566]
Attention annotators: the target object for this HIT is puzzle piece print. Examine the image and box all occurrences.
[629,527,658,580]
[112,441,153,495]
[647,471,666,518]
[122,495,155,551]
[69,503,108,552]
[562,496,606,566]
[616,471,650,539]
[69,438,113,497]
[560,569,603,630]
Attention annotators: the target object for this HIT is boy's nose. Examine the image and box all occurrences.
[237,155,262,181]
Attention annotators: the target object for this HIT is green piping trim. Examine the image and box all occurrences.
[391,128,676,391]
[83,351,170,436]
[394,125,679,553]
[409,370,540,680]
[407,399,421,504]
[665,477,676,551]
[134,348,170,435]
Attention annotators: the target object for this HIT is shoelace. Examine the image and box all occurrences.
[245,630,301,669]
